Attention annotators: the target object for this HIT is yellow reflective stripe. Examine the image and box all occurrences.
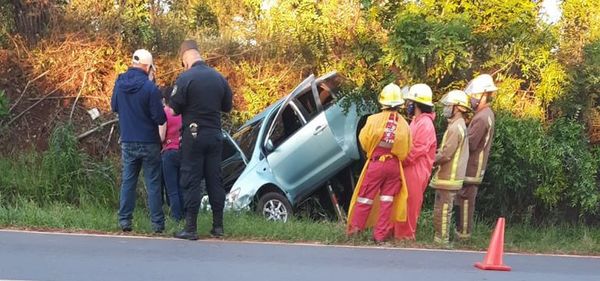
[464,176,482,184]
[476,151,484,178]
[462,200,469,235]
[432,178,464,186]
[450,126,465,181]
[441,203,448,240]
[475,116,493,179]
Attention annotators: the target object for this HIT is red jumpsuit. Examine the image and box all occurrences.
[394,112,437,240]
[349,114,402,242]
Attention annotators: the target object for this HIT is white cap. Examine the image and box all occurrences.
[132,49,154,69]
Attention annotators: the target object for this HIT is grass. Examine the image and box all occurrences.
[1,199,599,256]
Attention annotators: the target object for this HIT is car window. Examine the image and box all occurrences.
[232,122,261,160]
[316,73,344,109]
[270,104,303,148]
[222,136,239,161]
[318,85,334,109]
[294,90,318,121]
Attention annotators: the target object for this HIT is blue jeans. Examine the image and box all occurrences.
[162,149,184,221]
[118,142,165,230]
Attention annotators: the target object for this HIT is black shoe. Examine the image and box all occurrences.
[210,227,224,238]
[153,228,164,234]
[119,222,132,232]
[174,230,199,240]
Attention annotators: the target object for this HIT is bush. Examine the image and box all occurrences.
[0,123,119,207]
[478,112,599,223]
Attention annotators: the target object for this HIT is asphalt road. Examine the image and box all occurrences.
[0,230,598,281]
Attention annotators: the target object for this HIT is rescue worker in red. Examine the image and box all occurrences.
[430,90,470,244]
[394,84,437,240]
[346,83,411,243]
[455,74,497,239]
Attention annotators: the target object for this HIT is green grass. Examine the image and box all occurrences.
[1,200,598,255]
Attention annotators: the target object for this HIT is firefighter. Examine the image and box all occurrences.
[346,83,411,243]
[430,90,470,244]
[456,74,497,239]
[170,40,233,240]
[394,84,437,240]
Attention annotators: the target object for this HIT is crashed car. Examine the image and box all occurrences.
[209,71,370,222]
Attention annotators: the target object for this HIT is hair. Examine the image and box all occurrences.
[161,86,174,104]
[416,102,433,113]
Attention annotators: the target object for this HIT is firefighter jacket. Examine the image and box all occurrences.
[430,115,469,190]
[465,106,495,185]
[403,112,437,187]
[346,110,412,229]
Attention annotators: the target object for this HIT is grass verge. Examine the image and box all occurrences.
[1,200,598,256]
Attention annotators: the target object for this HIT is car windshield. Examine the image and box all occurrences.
[232,121,262,160]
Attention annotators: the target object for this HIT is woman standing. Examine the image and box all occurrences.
[159,86,184,221]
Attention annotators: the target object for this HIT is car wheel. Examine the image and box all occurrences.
[257,192,293,222]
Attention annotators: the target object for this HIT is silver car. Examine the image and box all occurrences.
[215,71,371,222]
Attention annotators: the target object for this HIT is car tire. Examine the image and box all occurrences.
[257,192,293,222]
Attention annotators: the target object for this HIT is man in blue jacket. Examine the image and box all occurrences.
[111,49,167,233]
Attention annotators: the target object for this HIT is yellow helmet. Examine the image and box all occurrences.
[441,90,470,110]
[379,83,405,107]
[406,83,434,106]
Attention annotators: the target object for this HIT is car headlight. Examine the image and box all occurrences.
[226,187,241,203]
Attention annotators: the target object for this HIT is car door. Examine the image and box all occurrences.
[264,75,346,203]
[220,131,248,193]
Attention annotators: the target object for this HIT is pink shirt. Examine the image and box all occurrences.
[162,106,182,151]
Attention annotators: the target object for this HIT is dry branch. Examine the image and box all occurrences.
[77,118,119,140]
[70,72,89,121]
[8,69,50,113]
[5,75,76,126]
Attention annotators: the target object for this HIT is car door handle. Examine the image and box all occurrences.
[313,124,328,135]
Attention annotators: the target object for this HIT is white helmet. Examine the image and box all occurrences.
[406,84,434,106]
[464,74,497,96]
[441,90,470,110]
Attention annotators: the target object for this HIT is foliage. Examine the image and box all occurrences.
[479,112,599,223]
[0,123,119,206]
[0,89,8,119]
[0,0,13,47]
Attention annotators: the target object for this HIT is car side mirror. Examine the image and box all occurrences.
[265,139,275,152]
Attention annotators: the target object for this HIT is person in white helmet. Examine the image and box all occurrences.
[346,83,411,243]
[394,83,437,240]
[456,74,497,239]
[430,90,470,244]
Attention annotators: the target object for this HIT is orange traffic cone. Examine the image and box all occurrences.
[474,217,512,271]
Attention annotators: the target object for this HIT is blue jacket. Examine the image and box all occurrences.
[111,67,166,143]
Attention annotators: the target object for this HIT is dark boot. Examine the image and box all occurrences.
[174,212,198,240]
[210,210,224,238]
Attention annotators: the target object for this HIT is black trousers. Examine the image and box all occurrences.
[180,128,224,227]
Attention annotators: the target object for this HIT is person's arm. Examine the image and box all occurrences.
[221,76,233,113]
[434,125,462,166]
[403,119,434,166]
[169,76,188,116]
[358,116,374,154]
[159,123,167,142]
[111,86,118,113]
[149,85,167,126]
[395,116,412,161]
[467,117,486,153]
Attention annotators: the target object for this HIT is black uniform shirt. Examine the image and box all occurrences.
[169,61,233,131]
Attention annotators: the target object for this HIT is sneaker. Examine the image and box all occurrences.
[174,230,199,240]
[210,227,224,238]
